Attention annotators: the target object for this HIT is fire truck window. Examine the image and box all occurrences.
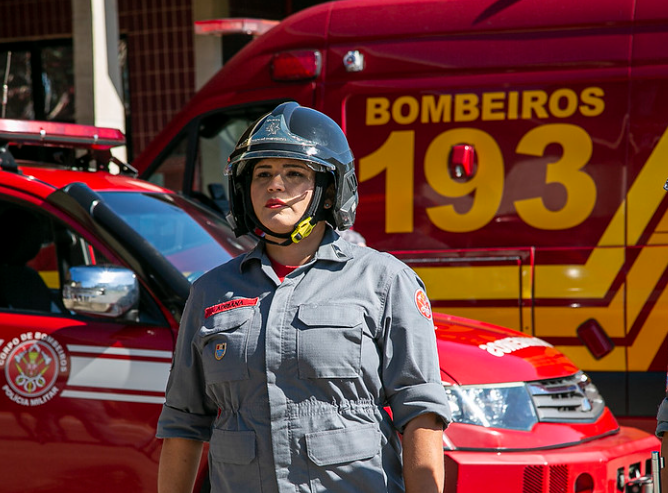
[52,223,115,276]
[0,201,163,324]
[0,201,119,314]
[0,203,63,313]
[51,221,165,325]
[145,132,188,192]
[195,114,249,200]
[192,103,281,212]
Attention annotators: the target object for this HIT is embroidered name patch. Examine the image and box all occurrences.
[205,297,259,318]
[414,289,432,320]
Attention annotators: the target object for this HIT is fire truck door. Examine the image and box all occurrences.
[0,199,172,493]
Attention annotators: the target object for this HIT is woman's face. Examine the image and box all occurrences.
[250,158,316,235]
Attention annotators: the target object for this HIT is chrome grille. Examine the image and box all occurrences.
[527,372,605,422]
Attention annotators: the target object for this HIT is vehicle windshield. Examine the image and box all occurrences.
[99,192,254,282]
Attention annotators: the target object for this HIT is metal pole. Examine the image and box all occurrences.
[2,51,12,119]
[653,450,662,493]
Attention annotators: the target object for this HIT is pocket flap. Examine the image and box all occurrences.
[203,307,254,334]
[297,304,362,327]
[210,429,256,465]
[306,424,381,466]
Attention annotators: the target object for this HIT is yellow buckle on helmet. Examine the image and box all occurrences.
[291,217,315,243]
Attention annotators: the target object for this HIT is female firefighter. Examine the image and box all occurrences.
[156,102,451,493]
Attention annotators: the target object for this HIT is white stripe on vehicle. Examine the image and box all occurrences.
[67,344,173,359]
[61,389,165,404]
[67,356,170,392]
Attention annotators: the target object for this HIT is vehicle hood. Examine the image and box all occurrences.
[434,313,579,385]
[22,166,170,193]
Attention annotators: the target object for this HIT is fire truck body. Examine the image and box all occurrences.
[136,0,668,427]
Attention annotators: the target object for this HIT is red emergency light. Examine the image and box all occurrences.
[0,119,125,149]
[271,50,322,81]
[449,144,477,180]
[194,18,279,37]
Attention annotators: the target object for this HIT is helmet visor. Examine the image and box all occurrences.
[226,148,336,177]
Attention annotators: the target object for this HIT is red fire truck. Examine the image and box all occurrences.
[135,0,668,433]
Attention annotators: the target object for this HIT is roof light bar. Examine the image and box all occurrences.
[194,18,279,37]
[0,119,125,149]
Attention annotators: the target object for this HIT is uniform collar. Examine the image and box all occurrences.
[240,226,353,272]
[240,241,264,271]
[315,227,353,263]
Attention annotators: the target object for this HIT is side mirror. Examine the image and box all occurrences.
[63,265,139,318]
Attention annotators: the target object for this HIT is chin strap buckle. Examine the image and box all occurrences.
[291,217,315,243]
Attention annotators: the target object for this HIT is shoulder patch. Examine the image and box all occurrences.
[414,289,432,320]
[205,297,258,318]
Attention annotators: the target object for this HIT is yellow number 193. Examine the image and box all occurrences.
[358,124,596,233]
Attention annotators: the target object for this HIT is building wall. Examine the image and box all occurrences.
[0,0,194,159]
[118,0,194,156]
[0,0,329,160]
[0,0,72,39]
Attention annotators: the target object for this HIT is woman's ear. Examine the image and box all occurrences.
[326,182,335,202]
[323,183,335,209]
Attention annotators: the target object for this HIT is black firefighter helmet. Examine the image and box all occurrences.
[226,102,358,244]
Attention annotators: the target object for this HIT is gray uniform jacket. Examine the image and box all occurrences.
[157,227,451,493]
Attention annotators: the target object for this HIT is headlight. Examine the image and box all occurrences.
[443,382,538,431]
[527,371,605,421]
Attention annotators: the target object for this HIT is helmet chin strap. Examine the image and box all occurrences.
[243,172,330,247]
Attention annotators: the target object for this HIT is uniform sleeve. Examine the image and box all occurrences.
[656,397,668,438]
[380,266,451,433]
[156,283,218,441]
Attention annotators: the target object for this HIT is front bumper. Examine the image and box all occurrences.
[444,426,660,493]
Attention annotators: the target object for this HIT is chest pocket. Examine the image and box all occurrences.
[296,304,363,379]
[200,307,254,383]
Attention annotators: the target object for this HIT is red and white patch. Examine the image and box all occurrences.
[414,289,432,320]
[1,334,69,407]
[205,297,259,318]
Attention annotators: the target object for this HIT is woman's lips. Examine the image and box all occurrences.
[265,198,287,209]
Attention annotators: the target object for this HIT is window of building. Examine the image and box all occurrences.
[1,38,129,138]
[0,40,74,122]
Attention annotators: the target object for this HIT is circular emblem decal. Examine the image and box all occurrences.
[415,289,432,320]
[1,333,68,406]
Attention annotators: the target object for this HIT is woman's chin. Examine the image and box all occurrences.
[256,212,296,233]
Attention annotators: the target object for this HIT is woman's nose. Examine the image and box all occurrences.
[267,173,285,191]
